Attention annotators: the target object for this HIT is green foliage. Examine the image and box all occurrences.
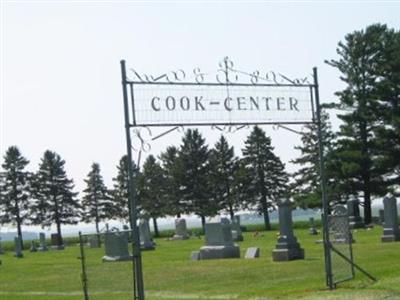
[373,28,400,195]
[209,135,240,219]
[159,146,185,217]
[326,23,393,223]
[81,163,113,233]
[0,146,30,245]
[291,111,342,209]
[30,150,80,243]
[111,155,139,223]
[241,126,289,230]
[138,155,167,236]
[178,129,217,226]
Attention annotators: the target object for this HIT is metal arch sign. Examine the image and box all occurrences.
[119,57,335,300]
[130,83,313,126]
[124,58,316,127]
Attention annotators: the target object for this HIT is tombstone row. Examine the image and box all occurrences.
[191,199,304,262]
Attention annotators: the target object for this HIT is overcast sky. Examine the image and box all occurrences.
[2,0,400,196]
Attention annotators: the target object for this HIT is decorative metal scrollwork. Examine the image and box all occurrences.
[128,68,186,83]
[131,127,152,152]
[130,126,185,153]
[211,124,249,133]
[127,57,311,85]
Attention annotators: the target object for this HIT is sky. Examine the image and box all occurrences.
[1,1,400,229]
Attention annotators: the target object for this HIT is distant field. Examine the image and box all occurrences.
[0,226,399,300]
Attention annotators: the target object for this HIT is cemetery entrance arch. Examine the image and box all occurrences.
[114,58,370,300]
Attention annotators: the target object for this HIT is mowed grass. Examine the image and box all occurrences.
[0,226,400,300]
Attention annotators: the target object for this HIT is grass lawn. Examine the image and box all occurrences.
[0,226,399,299]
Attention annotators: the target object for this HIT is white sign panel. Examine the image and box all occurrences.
[132,83,314,125]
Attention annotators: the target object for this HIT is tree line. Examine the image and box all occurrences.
[0,126,288,246]
[1,23,399,246]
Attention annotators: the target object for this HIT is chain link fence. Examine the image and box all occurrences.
[328,206,355,285]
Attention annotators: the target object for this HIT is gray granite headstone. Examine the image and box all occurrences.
[14,236,23,258]
[245,247,260,259]
[139,219,155,250]
[30,240,37,252]
[89,235,101,248]
[38,233,48,252]
[102,231,132,262]
[50,233,64,250]
[272,199,304,261]
[381,196,400,242]
[197,217,240,260]
[309,217,318,235]
[173,218,189,240]
[347,198,364,229]
[231,216,244,242]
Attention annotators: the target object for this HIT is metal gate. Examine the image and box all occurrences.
[325,205,376,288]
[78,230,135,300]
[328,205,355,285]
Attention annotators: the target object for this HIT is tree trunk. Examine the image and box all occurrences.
[56,219,63,246]
[228,203,234,221]
[363,172,372,224]
[177,212,181,218]
[261,200,271,230]
[259,168,271,230]
[95,218,101,246]
[152,217,159,237]
[15,199,24,248]
[200,215,206,233]
[53,194,63,246]
[16,220,24,249]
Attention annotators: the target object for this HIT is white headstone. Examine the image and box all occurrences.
[245,247,260,259]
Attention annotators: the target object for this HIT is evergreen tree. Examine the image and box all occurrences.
[138,155,166,237]
[326,24,389,223]
[159,146,185,217]
[209,135,239,220]
[290,111,341,208]
[242,126,288,230]
[81,163,112,236]
[178,129,216,229]
[111,155,140,224]
[0,146,30,247]
[374,27,400,194]
[31,150,80,246]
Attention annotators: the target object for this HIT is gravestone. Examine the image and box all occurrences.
[14,236,23,258]
[51,233,64,250]
[309,217,318,235]
[30,240,37,252]
[231,216,244,242]
[38,233,48,252]
[272,199,304,261]
[381,196,400,242]
[197,217,240,260]
[347,198,364,229]
[379,209,385,225]
[173,218,189,240]
[89,235,101,248]
[245,247,260,259]
[102,231,132,262]
[139,219,155,250]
